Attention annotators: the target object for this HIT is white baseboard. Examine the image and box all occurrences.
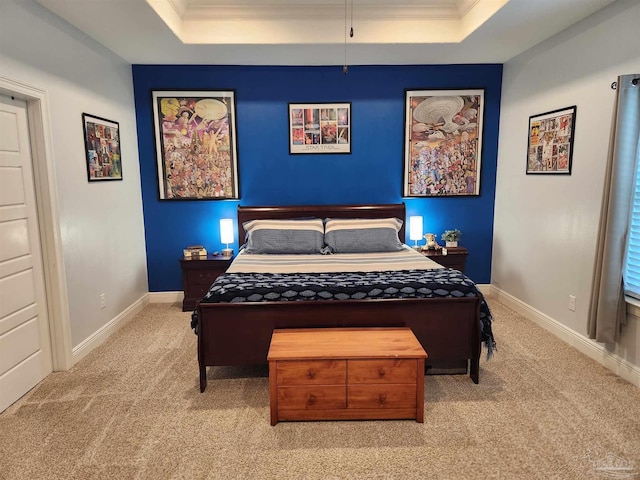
[148,291,183,304]
[476,283,491,296]
[490,286,640,388]
[72,294,149,364]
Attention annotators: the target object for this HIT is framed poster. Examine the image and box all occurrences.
[151,90,239,200]
[82,113,122,182]
[403,89,484,196]
[289,102,351,154]
[526,106,576,174]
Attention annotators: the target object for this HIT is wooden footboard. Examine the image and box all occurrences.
[197,296,481,392]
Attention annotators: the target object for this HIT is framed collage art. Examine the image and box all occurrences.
[526,106,576,174]
[289,102,351,154]
[82,113,122,182]
[403,89,484,197]
[151,90,239,200]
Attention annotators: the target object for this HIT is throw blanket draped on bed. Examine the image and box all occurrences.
[193,267,496,358]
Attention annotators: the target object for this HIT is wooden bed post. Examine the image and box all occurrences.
[197,310,208,392]
[469,300,482,384]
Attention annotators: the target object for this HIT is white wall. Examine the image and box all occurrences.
[494,0,640,369]
[0,0,148,348]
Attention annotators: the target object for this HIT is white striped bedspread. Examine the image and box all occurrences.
[226,245,444,274]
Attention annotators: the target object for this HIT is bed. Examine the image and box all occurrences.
[193,203,495,393]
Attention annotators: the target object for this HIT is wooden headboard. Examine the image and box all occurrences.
[237,203,406,244]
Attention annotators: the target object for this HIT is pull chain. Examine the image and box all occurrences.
[350,0,354,38]
[343,0,354,74]
[343,0,347,74]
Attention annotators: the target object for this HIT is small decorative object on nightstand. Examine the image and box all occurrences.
[180,254,233,311]
[441,229,461,248]
[422,233,441,251]
[183,245,207,259]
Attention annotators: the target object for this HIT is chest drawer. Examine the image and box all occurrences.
[277,386,346,410]
[423,247,468,273]
[348,359,417,384]
[187,269,224,285]
[348,384,417,409]
[189,283,213,301]
[276,360,346,385]
[433,256,465,271]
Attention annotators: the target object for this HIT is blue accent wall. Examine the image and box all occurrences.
[133,64,502,291]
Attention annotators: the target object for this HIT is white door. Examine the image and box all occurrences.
[0,95,52,412]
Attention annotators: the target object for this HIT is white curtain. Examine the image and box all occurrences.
[588,74,640,343]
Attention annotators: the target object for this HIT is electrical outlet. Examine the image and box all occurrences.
[100,293,106,309]
[568,295,576,312]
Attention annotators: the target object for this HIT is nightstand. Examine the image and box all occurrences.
[420,246,468,273]
[179,254,233,311]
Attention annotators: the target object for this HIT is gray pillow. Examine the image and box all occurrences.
[324,217,404,253]
[243,218,324,254]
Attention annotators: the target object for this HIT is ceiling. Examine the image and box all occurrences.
[34,0,617,65]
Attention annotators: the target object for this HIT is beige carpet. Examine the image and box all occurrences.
[1,298,639,480]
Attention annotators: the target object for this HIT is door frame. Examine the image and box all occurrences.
[0,76,73,370]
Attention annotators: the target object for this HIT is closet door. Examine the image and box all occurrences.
[0,95,52,412]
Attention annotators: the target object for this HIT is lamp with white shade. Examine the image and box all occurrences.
[220,218,234,257]
[409,215,423,249]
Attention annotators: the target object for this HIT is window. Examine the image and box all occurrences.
[623,136,640,300]
[615,75,640,299]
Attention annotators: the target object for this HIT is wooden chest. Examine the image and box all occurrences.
[267,327,427,425]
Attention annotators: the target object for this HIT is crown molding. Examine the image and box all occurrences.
[182,4,460,21]
[146,0,506,45]
[457,0,481,17]
[167,0,188,16]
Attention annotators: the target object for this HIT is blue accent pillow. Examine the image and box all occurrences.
[243,218,324,254]
[324,217,404,253]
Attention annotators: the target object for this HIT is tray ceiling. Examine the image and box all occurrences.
[34,0,618,65]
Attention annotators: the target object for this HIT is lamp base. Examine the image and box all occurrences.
[221,248,234,257]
